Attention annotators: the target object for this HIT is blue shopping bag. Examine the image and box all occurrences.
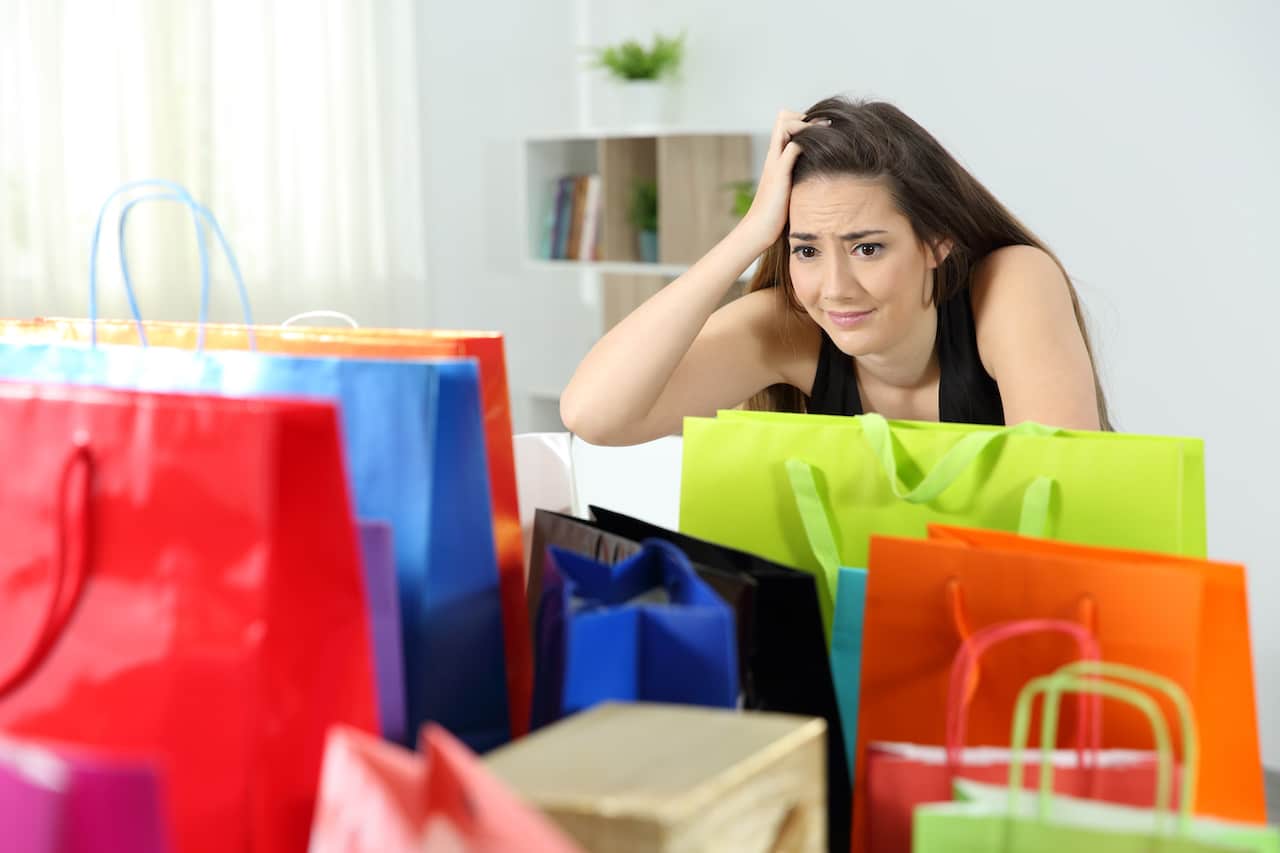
[531,539,738,727]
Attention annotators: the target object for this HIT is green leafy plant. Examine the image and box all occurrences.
[726,180,756,218]
[591,32,685,81]
[629,179,658,232]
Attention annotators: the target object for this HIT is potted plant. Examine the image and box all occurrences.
[588,32,685,126]
[726,180,756,218]
[629,179,659,263]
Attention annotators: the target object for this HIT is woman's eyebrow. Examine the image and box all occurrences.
[788,229,888,241]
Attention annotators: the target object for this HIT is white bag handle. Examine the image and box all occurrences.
[281,310,360,328]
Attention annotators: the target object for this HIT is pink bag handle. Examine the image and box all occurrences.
[0,434,94,697]
[943,613,1103,779]
[945,581,1098,709]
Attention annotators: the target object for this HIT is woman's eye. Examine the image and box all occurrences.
[791,246,818,259]
[854,243,884,257]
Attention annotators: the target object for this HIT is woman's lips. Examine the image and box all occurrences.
[828,309,874,329]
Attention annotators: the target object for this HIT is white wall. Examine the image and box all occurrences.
[423,0,1280,767]
[416,0,602,432]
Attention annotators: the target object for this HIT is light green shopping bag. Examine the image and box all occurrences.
[680,412,1206,629]
[912,662,1279,852]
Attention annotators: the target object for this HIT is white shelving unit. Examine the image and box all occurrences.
[522,130,767,272]
[517,122,769,431]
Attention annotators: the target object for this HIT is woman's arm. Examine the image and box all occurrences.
[971,244,1102,430]
[559,245,816,445]
[560,110,824,446]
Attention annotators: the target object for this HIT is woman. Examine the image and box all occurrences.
[561,96,1108,445]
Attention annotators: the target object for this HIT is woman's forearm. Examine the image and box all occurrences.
[560,220,772,442]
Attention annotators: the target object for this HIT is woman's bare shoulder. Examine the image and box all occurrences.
[722,287,822,393]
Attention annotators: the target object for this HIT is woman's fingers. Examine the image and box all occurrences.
[771,111,832,156]
[770,109,806,152]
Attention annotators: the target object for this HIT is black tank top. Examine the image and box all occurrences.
[806,289,1005,425]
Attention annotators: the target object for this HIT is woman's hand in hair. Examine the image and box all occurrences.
[739,109,829,253]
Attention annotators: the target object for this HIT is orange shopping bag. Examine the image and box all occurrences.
[0,317,531,737]
[925,524,1265,822]
[850,530,1221,852]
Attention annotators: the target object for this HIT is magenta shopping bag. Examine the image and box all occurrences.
[0,734,171,853]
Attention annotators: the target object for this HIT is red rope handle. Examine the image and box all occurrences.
[0,434,94,697]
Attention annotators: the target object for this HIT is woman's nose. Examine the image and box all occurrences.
[821,257,860,300]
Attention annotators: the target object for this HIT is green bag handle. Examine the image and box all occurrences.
[1010,676,1174,826]
[1044,661,1199,832]
[1008,668,1192,836]
[859,413,1061,537]
[784,458,841,646]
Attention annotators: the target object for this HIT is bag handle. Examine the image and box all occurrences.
[281,310,360,328]
[117,192,255,349]
[858,413,1061,537]
[0,434,94,697]
[89,179,255,350]
[945,619,1101,779]
[1011,676,1173,823]
[549,538,716,608]
[947,581,1095,753]
[89,179,192,345]
[1008,666,1193,835]
[1042,661,1198,833]
[784,458,841,645]
[946,580,1097,657]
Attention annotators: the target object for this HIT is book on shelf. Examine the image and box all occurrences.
[565,176,588,260]
[579,175,602,261]
[544,173,602,261]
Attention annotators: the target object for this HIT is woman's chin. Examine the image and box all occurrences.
[824,323,878,357]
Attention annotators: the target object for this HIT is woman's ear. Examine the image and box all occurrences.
[927,238,954,269]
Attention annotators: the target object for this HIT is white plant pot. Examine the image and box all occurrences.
[601,79,676,128]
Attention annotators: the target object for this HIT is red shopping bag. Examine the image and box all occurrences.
[0,382,378,853]
[309,724,583,853]
[864,619,1169,853]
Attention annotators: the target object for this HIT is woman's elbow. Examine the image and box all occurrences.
[559,389,643,446]
[560,388,608,444]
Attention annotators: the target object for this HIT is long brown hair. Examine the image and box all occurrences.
[747,96,1111,430]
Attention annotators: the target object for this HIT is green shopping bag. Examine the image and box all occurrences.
[680,412,1206,625]
[912,662,1279,852]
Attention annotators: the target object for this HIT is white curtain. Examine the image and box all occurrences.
[0,0,430,327]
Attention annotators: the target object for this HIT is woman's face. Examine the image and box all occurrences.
[787,175,943,357]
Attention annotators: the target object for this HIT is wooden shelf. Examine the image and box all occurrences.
[526,257,760,282]
[528,259,690,278]
[525,126,766,142]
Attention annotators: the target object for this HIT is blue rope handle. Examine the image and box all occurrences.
[117,193,255,350]
[117,193,211,345]
[89,179,201,346]
[90,179,256,350]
